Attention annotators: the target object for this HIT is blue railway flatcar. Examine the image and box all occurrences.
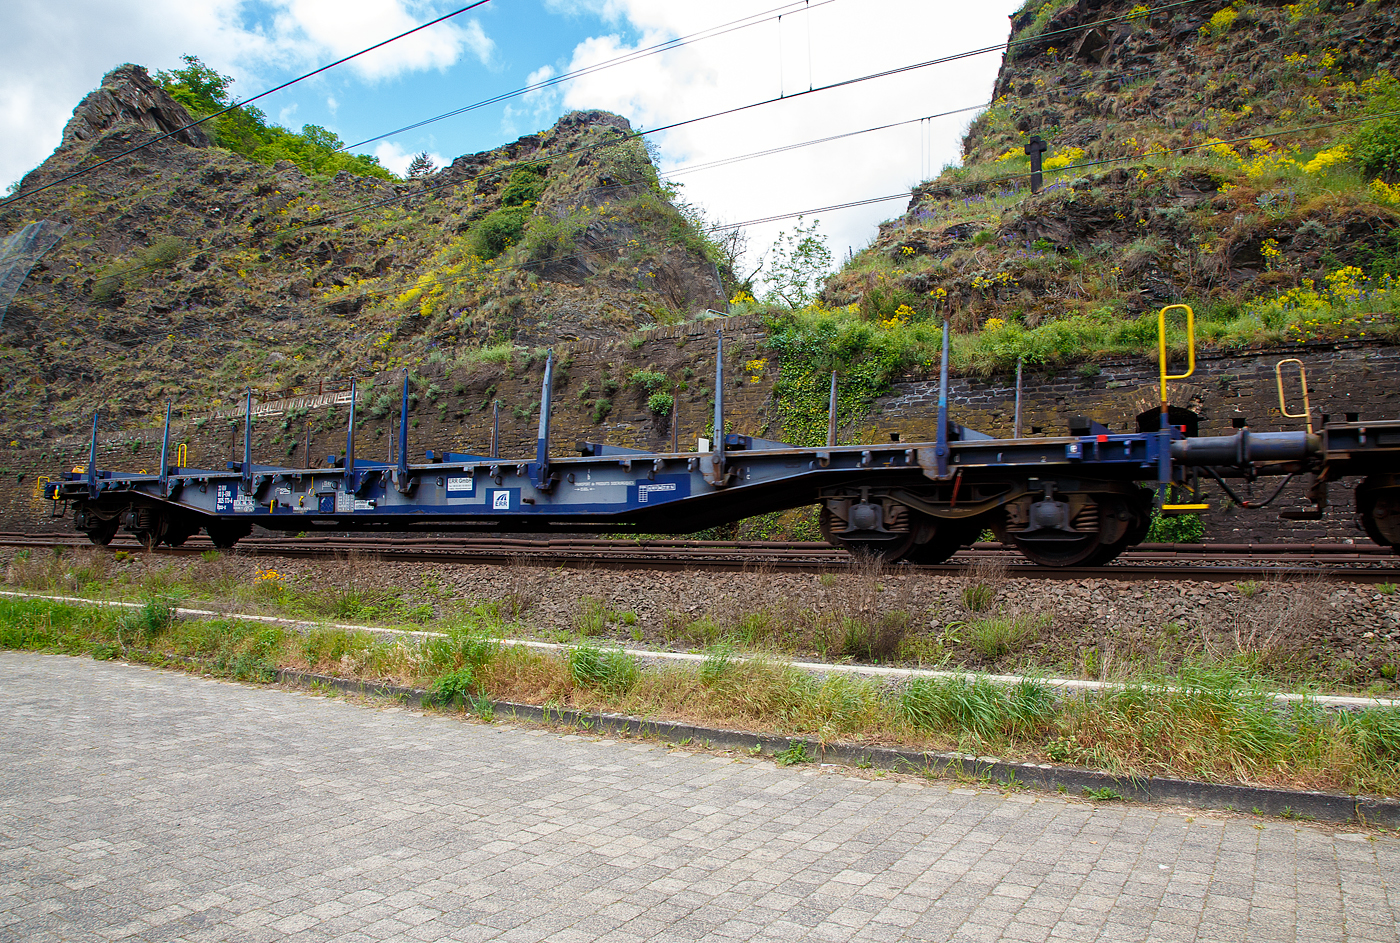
[45,309,1400,566]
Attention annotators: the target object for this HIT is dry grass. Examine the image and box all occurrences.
[3,593,1398,795]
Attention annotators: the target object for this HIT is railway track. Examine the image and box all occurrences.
[2,531,1397,583]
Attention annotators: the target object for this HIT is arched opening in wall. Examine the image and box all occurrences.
[1136,405,1199,437]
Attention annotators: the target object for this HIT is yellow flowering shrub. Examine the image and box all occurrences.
[1303,144,1350,174]
[1043,147,1086,171]
[1199,6,1238,37]
[1370,178,1400,205]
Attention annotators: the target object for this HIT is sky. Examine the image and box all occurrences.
[1,0,1023,286]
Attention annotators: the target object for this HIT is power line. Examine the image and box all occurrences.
[705,106,1400,233]
[660,65,1163,179]
[49,101,1397,356]
[295,0,1215,232]
[0,0,495,208]
[10,0,1262,306]
[343,0,840,151]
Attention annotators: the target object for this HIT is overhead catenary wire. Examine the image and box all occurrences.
[269,0,1219,238]
[705,106,1400,233]
[64,92,1399,360]
[9,0,1213,261]
[0,0,496,208]
[659,63,1164,179]
[18,0,1330,333]
[342,0,840,152]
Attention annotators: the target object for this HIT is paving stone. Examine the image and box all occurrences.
[2,652,1399,942]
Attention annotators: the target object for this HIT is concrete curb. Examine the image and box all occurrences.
[274,668,1400,829]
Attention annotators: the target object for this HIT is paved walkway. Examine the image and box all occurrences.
[1,653,1397,943]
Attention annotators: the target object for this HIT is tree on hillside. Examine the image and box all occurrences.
[154,55,394,181]
[407,152,437,178]
[761,217,833,309]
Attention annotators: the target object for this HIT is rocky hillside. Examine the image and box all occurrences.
[817,0,1400,362]
[0,65,729,441]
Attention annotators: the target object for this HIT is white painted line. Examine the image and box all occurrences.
[4,590,1396,710]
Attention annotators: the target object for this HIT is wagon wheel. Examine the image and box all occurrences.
[1358,478,1399,549]
[1008,531,1105,567]
[85,517,119,547]
[163,516,199,548]
[1081,491,1154,566]
[819,506,917,563]
[902,516,980,565]
[205,520,251,550]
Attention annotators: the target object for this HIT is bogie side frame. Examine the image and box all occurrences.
[46,312,1400,564]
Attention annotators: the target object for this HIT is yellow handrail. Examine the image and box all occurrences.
[1274,358,1314,435]
[176,442,187,467]
[1157,304,1195,424]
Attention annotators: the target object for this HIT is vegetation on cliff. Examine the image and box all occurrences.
[155,56,394,181]
[0,64,731,440]
[742,0,1400,446]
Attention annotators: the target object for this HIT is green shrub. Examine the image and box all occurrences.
[900,675,1054,740]
[471,207,530,259]
[1145,510,1205,543]
[156,56,393,180]
[567,645,639,693]
[966,612,1043,658]
[646,392,674,416]
[500,166,547,206]
[142,237,184,269]
[1349,74,1400,183]
[630,369,668,394]
[429,667,477,708]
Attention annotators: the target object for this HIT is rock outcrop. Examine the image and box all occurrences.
[61,64,210,149]
[827,0,1400,325]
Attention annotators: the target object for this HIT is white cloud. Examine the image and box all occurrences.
[373,140,449,177]
[326,95,339,115]
[522,65,560,121]
[550,0,1019,280]
[278,102,300,125]
[0,0,495,193]
[268,1,494,81]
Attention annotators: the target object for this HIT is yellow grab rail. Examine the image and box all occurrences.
[176,442,187,467]
[1157,304,1195,426]
[1274,358,1313,435]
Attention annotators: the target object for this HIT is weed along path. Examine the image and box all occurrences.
[3,652,1399,943]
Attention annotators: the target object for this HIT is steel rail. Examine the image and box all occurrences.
[1,533,1396,582]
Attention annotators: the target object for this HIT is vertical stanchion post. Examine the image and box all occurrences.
[86,412,99,500]
[713,330,726,475]
[241,388,253,495]
[1013,357,1024,439]
[396,370,410,487]
[533,351,554,490]
[1025,135,1048,193]
[344,379,357,494]
[158,402,172,493]
[826,371,838,448]
[934,320,951,479]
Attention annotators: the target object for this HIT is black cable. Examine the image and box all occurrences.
[0,0,496,208]
[343,0,840,151]
[706,106,1400,232]
[20,0,1339,315]
[661,64,1165,178]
